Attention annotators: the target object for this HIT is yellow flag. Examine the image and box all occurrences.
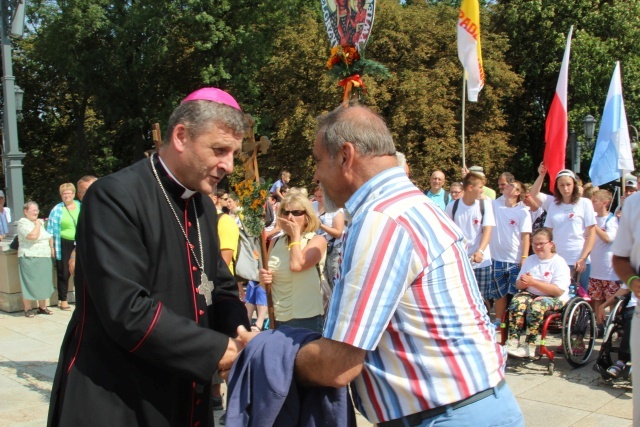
[457,0,484,102]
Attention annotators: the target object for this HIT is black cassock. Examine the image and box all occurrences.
[48,156,248,427]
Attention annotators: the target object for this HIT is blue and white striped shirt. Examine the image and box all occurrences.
[324,167,506,423]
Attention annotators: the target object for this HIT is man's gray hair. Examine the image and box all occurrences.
[78,175,98,185]
[164,100,248,145]
[500,172,515,183]
[316,106,396,158]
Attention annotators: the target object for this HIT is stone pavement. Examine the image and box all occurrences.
[0,307,633,426]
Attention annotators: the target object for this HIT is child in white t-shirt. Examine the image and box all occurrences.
[589,189,620,315]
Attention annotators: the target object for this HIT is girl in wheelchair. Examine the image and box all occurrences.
[506,228,571,358]
[595,286,635,379]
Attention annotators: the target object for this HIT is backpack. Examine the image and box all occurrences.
[234,225,262,282]
[451,198,485,225]
[264,201,275,229]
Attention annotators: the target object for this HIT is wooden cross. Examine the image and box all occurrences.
[239,114,275,328]
[240,114,271,182]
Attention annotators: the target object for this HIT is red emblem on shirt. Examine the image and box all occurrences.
[474,219,480,225]
[510,219,516,226]
[568,213,575,220]
[544,272,550,277]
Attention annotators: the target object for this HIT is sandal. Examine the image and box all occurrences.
[606,361,626,379]
[60,304,72,311]
[37,307,53,315]
[24,310,35,318]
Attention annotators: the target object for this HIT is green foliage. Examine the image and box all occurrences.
[492,0,640,183]
[15,0,640,211]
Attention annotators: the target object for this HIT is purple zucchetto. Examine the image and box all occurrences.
[181,87,242,111]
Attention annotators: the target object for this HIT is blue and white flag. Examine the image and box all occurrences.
[589,62,635,187]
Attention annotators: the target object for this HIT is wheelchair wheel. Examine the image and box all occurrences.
[594,296,629,377]
[603,297,627,345]
[562,298,596,367]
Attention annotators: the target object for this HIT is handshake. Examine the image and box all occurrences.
[217,325,260,380]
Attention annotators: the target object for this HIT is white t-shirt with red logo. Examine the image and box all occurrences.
[517,253,571,303]
[590,213,619,281]
[445,199,495,269]
[543,198,597,265]
[490,202,532,263]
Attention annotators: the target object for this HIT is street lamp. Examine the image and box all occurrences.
[1,0,27,228]
[582,114,597,150]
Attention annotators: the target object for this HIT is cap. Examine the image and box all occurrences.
[468,166,485,177]
[624,174,637,187]
[0,190,5,198]
[181,88,242,111]
[556,169,576,181]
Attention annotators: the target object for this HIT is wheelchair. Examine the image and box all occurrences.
[593,294,633,381]
[500,292,597,375]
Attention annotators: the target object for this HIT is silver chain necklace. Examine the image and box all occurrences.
[149,154,214,305]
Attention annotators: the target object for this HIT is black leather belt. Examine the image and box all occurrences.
[377,379,506,427]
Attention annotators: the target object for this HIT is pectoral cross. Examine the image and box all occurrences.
[198,271,214,306]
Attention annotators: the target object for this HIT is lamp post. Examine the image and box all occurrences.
[1,0,26,227]
[571,113,597,174]
[569,129,579,173]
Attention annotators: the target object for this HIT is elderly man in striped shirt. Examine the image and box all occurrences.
[296,105,524,426]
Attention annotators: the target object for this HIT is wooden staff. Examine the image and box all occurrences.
[260,230,275,329]
[241,115,275,328]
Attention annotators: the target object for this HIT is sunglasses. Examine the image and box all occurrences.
[282,210,306,217]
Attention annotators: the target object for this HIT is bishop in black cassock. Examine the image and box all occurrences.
[48,89,250,427]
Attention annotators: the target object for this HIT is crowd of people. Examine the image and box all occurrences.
[7,86,631,426]
[423,162,640,371]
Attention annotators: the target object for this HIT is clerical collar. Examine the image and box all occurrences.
[156,154,197,199]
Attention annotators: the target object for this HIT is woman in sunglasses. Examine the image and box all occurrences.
[505,228,571,358]
[259,192,327,332]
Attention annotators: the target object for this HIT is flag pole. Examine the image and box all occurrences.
[461,72,467,170]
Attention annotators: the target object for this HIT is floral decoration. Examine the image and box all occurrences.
[325,43,390,82]
[234,179,271,237]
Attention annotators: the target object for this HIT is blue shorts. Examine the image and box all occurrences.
[474,265,492,301]
[491,260,520,298]
[244,281,267,306]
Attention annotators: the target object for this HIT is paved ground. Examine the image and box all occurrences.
[0,307,633,426]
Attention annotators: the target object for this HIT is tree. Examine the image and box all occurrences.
[254,1,522,190]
